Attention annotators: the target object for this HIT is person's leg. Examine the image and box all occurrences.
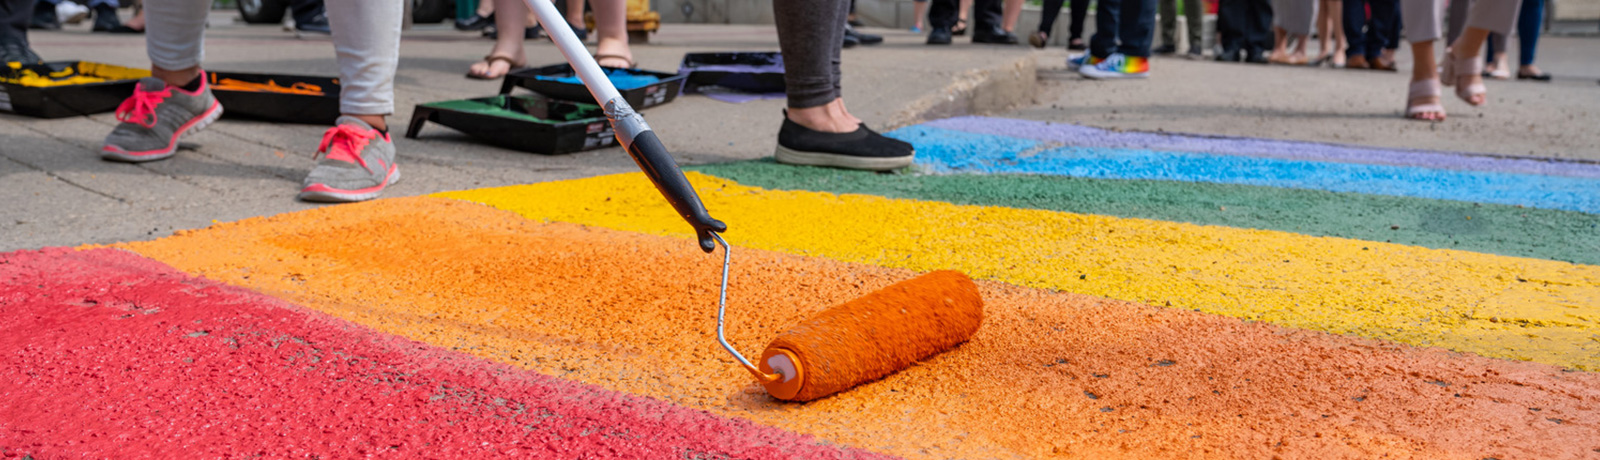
[1116,0,1157,56]
[775,0,847,123]
[101,0,218,163]
[468,0,528,78]
[1003,0,1023,32]
[564,0,583,28]
[592,0,631,67]
[913,0,928,30]
[1406,39,1444,120]
[1,0,41,62]
[929,0,956,29]
[1159,0,1178,49]
[0,0,31,46]
[1037,0,1062,33]
[956,0,972,32]
[1185,0,1204,52]
[299,0,404,202]
[1443,0,1516,102]
[970,0,1006,38]
[1068,0,1088,44]
[1342,0,1365,60]
[1244,0,1272,59]
[1217,0,1246,56]
[144,0,210,85]
[772,0,912,169]
[1399,0,1450,116]
[1484,31,1508,76]
[1445,0,1467,44]
[1516,0,1544,76]
[1090,0,1120,58]
[1377,0,1399,62]
[325,0,401,126]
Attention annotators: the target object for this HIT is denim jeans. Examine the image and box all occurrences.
[1090,0,1158,58]
[1344,0,1398,58]
[1486,0,1542,66]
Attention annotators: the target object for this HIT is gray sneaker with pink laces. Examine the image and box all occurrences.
[297,116,400,203]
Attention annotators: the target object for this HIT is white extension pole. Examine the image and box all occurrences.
[521,0,624,113]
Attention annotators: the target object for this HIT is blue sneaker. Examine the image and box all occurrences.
[1079,53,1149,79]
[1066,53,1101,71]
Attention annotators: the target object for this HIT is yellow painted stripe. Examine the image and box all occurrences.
[436,172,1600,371]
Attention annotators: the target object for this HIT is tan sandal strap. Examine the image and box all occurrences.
[593,54,636,68]
[1408,79,1442,98]
[482,55,523,69]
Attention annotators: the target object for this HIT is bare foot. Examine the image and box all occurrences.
[1407,92,1445,121]
[1449,49,1487,106]
[468,55,522,79]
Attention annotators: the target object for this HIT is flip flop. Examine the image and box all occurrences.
[1405,79,1446,121]
[594,54,636,69]
[466,54,524,80]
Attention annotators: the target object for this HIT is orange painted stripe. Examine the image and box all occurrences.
[118,197,1600,459]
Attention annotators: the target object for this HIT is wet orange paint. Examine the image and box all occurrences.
[118,197,1600,459]
[763,270,983,401]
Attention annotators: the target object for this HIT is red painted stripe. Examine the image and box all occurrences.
[0,248,890,459]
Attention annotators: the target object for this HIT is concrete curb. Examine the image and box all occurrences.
[890,55,1038,129]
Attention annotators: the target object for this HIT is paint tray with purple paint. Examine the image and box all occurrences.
[499,63,684,110]
[678,52,786,95]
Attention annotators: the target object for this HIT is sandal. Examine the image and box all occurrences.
[1368,56,1398,72]
[1405,79,1446,121]
[952,18,968,36]
[1441,49,1487,106]
[1028,31,1048,49]
[466,54,524,80]
[594,54,636,69]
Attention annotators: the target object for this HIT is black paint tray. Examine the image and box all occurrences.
[678,52,786,94]
[406,93,615,155]
[499,63,684,109]
[207,71,341,125]
[0,61,147,118]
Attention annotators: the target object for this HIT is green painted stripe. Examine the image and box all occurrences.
[690,160,1600,266]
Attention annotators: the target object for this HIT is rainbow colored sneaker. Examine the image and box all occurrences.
[1079,53,1149,80]
[1066,53,1101,71]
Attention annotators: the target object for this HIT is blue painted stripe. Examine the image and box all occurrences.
[889,125,1600,214]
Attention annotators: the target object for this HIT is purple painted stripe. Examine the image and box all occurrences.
[925,116,1600,179]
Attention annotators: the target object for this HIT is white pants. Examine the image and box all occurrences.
[1401,0,1519,43]
[144,0,403,115]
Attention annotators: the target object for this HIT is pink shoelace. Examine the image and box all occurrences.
[316,124,379,172]
[114,83,172,129]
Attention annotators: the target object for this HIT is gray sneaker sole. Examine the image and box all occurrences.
[774,144,914,171]
[101,102,224,163]
[297,167,402,203]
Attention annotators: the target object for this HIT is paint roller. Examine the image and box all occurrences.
[523,0,983,401]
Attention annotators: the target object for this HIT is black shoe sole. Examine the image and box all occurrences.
[775,145,913,171]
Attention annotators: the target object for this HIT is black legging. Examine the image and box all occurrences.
[1036,0,1089,41]
[0,0,32,47]
[773,0,850,109]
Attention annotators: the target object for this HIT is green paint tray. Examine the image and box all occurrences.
[406,94,615,155]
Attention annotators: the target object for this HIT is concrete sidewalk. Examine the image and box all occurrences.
[2,21,1034,251]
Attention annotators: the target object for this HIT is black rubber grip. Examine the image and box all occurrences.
[624,130,727,252]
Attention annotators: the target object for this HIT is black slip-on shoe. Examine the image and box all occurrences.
[775,116,914,171]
